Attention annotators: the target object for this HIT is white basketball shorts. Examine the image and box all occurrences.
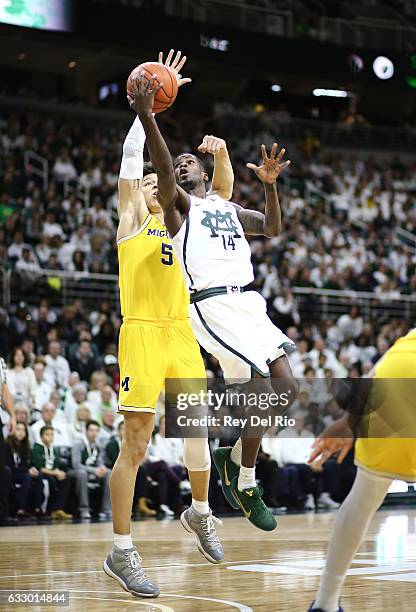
[189,290,296,383]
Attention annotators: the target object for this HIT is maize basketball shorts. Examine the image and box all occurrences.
[355,346,416,481]
[118,318,206,413]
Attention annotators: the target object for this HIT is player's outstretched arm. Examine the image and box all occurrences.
[129,74,190,233]
[234,143,290,237]
[198,135,234,201]
[117,117,148,241]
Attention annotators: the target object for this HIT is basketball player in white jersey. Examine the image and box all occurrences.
[130,74,298,532]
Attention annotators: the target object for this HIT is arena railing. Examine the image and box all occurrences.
[24,151,49,192]
[162,0,416,50]
[292,287,416,323]
[1,94,415,154]
[7,269,416,323]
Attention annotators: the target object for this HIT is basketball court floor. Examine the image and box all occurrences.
[1,509,416,611]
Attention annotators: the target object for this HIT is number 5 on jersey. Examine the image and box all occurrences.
[161,242,173,266]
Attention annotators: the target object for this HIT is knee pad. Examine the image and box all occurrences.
[183,438,211,472]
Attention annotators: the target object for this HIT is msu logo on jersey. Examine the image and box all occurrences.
[201,210,241,238]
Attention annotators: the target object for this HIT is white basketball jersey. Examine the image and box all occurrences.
[171,193,254,292]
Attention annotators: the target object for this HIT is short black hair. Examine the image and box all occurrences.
[143,161,156,177]
[40,425,54,438]
[86,419,100,431]
[174,153,205,172]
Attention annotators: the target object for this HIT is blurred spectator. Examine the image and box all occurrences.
[69,420,111,520]
[5,421,44,518]
[30,425,73,520]
[52,148,77,182]
[30,402,71,447]
[44,341,70,388]
[7,348,37,409]
[68,340,97,383]
[33,361,53,415]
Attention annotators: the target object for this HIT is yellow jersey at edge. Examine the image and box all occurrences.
[118,214,189,320]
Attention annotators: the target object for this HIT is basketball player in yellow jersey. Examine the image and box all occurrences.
[103,50,234,598]
[307,328,416,612]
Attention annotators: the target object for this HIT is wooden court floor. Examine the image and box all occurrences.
[1,509,416,611]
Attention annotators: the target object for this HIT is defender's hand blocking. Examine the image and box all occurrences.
[247,143,290,184]
[308,418,354,468]
[198,135,227,155]
[158,49,192,87]
[129,74,163,116]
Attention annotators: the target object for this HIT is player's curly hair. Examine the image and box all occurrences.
[143,161,156,176]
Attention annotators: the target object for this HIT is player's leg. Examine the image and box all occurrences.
[309,467,391,612]
[104,411,160,597]
[226,372,278,531]
[168,320,224,563]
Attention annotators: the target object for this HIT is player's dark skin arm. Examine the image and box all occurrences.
[234,144,290,237]
[129,75,189,237]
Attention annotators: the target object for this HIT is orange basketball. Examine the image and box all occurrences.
[126,62,178,113]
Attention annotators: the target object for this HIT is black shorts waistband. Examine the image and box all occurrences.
[190,284,251,304]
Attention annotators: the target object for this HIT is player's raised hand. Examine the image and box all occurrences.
[308,417,354,468]
[246,143,290,184]
[198,135,227,155]
[158,49,192,87]
[128,74,163,116]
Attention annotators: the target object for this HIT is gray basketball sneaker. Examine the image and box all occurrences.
[103,545,160,598]
[180,507,224,564]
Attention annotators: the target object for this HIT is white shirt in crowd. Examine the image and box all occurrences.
[30,418,71,447]
[7,367,37,408]
[44,354,71,388]
[147,434,183,466]
[263,426,315,465]
[34,378,53,412]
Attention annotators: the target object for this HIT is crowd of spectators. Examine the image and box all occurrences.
[1,107,415,523]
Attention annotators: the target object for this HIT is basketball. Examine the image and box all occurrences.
[126,61,178,113]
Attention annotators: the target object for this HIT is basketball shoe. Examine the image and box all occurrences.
[103,545,160,597]
[230,476,277,531]
[180,506,224,563]
[212,446,240,509]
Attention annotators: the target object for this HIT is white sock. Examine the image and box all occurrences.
[238,465,256,491]
[192,499,210,515]
[230,438,242,465]
[314,468,391,612]
[113,533,133,550]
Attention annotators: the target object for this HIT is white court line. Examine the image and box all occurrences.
[69,590,252,611]
[0,557,285,580]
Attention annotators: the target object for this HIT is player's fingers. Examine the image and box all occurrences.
[261,144,267,162]
[246,163,259,171]
[280,160,291,170]
[146,76,157,93]
[337,447,348,464]
[276,147,285,161]
[308,444,323,463]
[158,51,163,64]
[176,55,187,74]
[171,50,182,69]
[178,78,192,87]
[270,143,278,160]
[164,48,174,67]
